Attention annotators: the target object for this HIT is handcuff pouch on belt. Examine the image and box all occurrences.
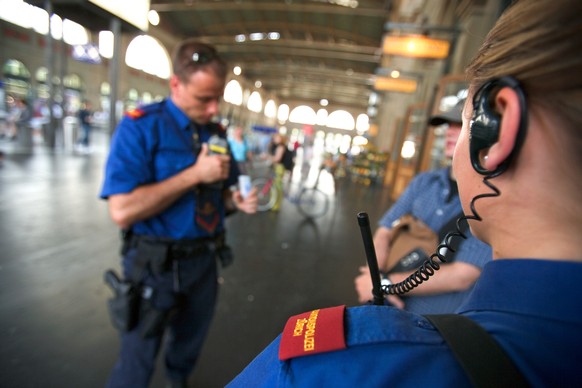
[105,230,233,337]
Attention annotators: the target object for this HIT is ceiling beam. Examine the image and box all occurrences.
[151,1,389,18]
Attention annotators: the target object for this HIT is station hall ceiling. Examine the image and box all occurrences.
[33,0,453,112]
[149,0,399,111]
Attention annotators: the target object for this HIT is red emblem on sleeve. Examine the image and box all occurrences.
[279,305,346,361]
[125,108,145,119]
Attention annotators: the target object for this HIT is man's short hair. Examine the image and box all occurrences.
[171,39,227,82]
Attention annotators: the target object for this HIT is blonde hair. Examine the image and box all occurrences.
[466,0,582,166]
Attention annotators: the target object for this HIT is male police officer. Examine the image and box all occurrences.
[100,40,257,388]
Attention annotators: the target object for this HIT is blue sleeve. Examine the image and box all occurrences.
[227,306,471,387]
[226,336,284,387]
[100,116,153,199]
[378,172,429,228]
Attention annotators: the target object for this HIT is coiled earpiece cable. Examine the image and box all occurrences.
[379,174,500,296]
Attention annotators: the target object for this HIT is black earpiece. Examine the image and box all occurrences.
[469,76,527,176]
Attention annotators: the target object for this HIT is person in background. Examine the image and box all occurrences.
[100,39,257,388]
[5,98,31,141]
[227,125,252,174]
[354,99,491,314]
[268,133,294,211]
[227,0,582,385]
[77,99,93,152]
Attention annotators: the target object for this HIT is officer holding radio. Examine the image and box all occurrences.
[228,0,582,386]
[100,40,257,388]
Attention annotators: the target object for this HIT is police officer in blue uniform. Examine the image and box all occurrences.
[227,0,582,386]
[100,40,257,388]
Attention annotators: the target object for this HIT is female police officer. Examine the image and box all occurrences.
[227,0,582,386]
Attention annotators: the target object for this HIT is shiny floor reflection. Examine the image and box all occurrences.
[0,131,392,388]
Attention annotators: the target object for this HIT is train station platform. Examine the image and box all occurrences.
[0,129,393,387]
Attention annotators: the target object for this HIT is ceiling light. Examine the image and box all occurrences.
[148,10,160,26]
[383,35,450,59]
[249,33,265,41]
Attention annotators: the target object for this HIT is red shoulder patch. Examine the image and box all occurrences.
[279,305,346,361]
[125,108,146,119]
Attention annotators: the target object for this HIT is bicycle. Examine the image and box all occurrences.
[252,167,329,218]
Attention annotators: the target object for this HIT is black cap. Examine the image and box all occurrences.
[429,98,466,126]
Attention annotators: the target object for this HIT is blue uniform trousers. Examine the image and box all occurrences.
[106,248,218,388]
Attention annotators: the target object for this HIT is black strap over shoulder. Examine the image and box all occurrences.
[425,314,529,388]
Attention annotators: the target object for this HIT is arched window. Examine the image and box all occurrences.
[100,82,110,96]
[126,35,171,79]
[289,105,316,125]
[264,99,277,118]
[277,104,289,122]
[247,91,263,113]
[3,59,30,79]
[63,74,82,90]
[62,19,89,45]
[2,59,31,97]
[142,92,152,105]
[327,110,355,130]
[99,31,114,59]
[224,79,243,105]
[0,1,88,42]
[316,109,328,126]
[356,113,370,132]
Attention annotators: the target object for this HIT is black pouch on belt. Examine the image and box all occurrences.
[134,239,170,276]
[104,269,141,332]
[211,232,234,268]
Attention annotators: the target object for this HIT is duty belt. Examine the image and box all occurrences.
[122,230,225,259]
[168,235,225,259]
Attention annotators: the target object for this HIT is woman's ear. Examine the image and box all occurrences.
[483,87,523,172]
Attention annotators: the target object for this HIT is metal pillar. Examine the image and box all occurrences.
[44,0,56,148]
[108,17,121,136]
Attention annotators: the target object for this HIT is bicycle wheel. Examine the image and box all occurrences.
[297,188,328,218]
[252,177,278,211]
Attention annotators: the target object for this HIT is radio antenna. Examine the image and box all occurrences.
[357,212,384,305]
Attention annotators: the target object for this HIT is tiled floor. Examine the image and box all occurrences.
[0,129,393,387]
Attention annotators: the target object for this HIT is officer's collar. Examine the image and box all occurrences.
[165,98,191,131]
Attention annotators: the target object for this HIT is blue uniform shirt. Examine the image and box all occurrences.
[100,98,239,239]
[379,167,491,314]
[228,259,582,387]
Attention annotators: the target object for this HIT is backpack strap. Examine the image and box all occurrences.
[425,314,528,388]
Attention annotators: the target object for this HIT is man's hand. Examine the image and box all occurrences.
[232,186,258,214]
[354,266,405,309]
[190,143,231,184]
